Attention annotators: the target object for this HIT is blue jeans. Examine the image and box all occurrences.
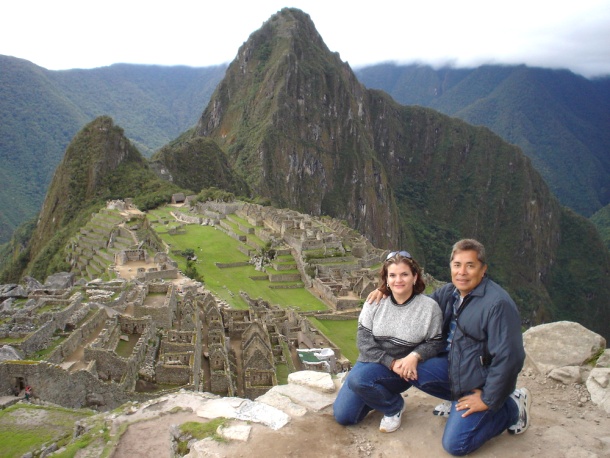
[410,354,519,456]
[333,361,410,425]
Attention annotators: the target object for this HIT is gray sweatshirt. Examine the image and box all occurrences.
[357,293,444,368]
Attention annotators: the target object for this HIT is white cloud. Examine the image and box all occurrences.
[1,0,609,77]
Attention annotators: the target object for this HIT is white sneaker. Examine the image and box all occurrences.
[379,409,403,433]
[433,400,452,416]
[508,387,531,435]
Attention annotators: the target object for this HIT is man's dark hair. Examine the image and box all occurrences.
[450,239,486,265]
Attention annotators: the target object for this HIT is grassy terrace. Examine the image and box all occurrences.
[0,403,94,458]
[147,207,326,312]
[307,317,358,363]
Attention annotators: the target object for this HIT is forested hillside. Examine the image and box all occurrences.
[355,63,610,217]
[2,57,609,245]
[0,55,226,243]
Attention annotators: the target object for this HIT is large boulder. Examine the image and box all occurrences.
[0,284,27,299]
[22,276,44,292]
[44,272,75,290]
[0,345,24,362]
[523,321,606,375]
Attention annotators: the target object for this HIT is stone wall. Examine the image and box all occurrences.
[84,347,128,382]
[140,268,179,282]
[134,284,176,329]
[267,272,302,282]
[156,359,192,385]
[171,211,202,225]
[215,262,251,268]
[210,370,233,395]
[244,368,276,400]
[0,360,152,410]
[46,308,107,364]
[117,250,148,265]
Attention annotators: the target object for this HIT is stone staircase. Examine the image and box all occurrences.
[67,209,136,281]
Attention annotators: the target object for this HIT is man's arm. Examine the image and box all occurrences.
[480,300,525,410]
[365,288,387,304]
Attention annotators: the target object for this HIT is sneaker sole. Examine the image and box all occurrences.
[379,423,401,433]
[508,387,531,435]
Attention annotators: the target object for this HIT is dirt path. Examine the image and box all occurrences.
[112,411,201,458]
[109,371,610,457]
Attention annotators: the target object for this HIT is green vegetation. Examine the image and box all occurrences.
[177,419,228,454]
[307,317,358,363]
[591,204,610,251]
[148,207,326,312]
[276,363,290,384]
[356,63,610,218]
[0,56,226,244]
[0,403,93,458]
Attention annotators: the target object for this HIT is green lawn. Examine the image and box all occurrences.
[148,208,327,313]
[0,404,93,458]
[307,317,359,363]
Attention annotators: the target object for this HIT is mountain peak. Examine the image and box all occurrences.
[31,116,144,254]
[192,7,392,244]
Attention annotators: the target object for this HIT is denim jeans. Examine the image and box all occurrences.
[410,354,520,456]
[333,361,410,425]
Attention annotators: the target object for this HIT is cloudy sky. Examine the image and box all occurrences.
[2,0,610,78]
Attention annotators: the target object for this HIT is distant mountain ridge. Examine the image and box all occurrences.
[0,55,226,243]
[1,49,609,243]
[355,63,610,217]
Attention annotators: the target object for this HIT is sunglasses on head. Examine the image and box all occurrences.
[386,250,412,260]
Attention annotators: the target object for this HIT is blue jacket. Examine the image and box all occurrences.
[431,276,525,411]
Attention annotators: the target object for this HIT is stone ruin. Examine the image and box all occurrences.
[0,199,404,410]
[0,272,351,410]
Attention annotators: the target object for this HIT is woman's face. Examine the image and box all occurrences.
[387,261,416,298]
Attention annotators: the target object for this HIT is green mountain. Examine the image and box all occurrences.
[0,55,226,243]
[355,63,610,218]
[2,55,609,246]
[1,116,182,282]
[150,133,249,195]
[591,204,610,250]
[2,8,609,339]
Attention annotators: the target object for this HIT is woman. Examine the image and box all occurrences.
[333,251,444,433]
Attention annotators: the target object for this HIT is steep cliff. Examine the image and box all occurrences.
[192,9,399,248]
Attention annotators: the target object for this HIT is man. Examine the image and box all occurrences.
[368,239,530,456]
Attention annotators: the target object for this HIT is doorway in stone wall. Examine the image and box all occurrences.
[14,376,25,395]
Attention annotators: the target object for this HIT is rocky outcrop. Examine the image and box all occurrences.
[523,321,606,376]
[524,321,610,413]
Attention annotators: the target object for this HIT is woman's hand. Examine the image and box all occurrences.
[392,354,420,381]
[366,288,386,304]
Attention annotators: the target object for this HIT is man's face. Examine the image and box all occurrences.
[450,250,487,297]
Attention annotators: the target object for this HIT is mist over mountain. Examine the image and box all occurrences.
[1,8,609,338]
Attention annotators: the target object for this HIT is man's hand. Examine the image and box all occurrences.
[456,389,489,417]
[366,289,386,304]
